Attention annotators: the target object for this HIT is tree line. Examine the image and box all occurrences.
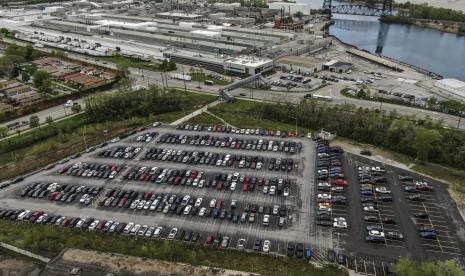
[234,100,465,169]
[388,2,465,23]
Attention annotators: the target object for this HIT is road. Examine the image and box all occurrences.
[1,38,464,132]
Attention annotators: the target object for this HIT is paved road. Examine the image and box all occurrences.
[2,39,463,131]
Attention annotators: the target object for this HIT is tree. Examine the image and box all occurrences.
[116,63,129,79]
[168,60,177,71]
[33,70,52,93]
[24,44,34,61]
[21,71,30,82]
[29,115,39,128]
[294,11,304,20]
[45,116,54,125]
[0,126,8,138]
[71,103,82,114]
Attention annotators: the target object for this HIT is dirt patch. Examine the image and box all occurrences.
[62,249,260,276]
[0,255,41,276]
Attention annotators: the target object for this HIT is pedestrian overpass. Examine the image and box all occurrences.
[219,73,270,102]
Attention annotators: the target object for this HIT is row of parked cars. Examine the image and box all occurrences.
[358,166,403,244]
[315,139,347,229]
[176,124,298,138]
[98,188,287,226]
[139,146,296,172]
[21,182,102,206]
[135,132,158,143]
[0,208,312,259]
[97,146,142,160]
[400,176,438,239]
[158,133,302,154]
[124,165,291,196]
[0,208,201,243]
[57,162,123,180]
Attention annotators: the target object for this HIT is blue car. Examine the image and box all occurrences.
[305,247,312,260]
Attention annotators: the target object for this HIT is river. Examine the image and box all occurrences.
[269,0,465,81]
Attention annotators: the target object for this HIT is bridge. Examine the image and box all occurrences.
[219,73,270,102]
[323,0,393,16]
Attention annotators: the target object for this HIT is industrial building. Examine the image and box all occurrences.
[275,55,323,74]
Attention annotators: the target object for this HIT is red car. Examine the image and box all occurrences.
[206,234,214,245]
[243,183,249,192]
[333,179,348,186]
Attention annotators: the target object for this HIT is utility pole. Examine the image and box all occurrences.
[182,66,187,94]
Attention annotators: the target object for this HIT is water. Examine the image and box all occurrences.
[270,0,465,81]
[329,14,465,81]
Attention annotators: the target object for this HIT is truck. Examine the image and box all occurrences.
[171,73,192,81]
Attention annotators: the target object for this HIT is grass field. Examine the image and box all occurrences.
[186,112,223,125]
[0,220,345,276]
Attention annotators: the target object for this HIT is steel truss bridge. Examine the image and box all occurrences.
[323,0,393,16]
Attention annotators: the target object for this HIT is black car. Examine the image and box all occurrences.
[317,220,332,227]
[253,239,262,251]
[287,243,295,256]
[327,250,336,262]
[364,215,380,222]
[366,224,383,231]
[366,236,385,243]
[295,243,304,258]
[382,217,396,224]
[337,254,346,264]
[414,212,429,219]
[386,231,404,241]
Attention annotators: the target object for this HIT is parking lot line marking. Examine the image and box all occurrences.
[425,249,463,256]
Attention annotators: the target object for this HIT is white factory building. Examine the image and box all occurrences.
[435,78,465,100]
[224,56,273,75]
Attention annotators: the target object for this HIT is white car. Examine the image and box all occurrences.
[88,220,99,231]
[263,186,269,194]
[269,186,276,195]
[283,187,290,197]
[363,206,379,213]
[199,207,206,217]
[209,199,216,208]
[333,217,348,229]
[230,182,236,191]
[368,230,385,237]
[375,187,391,194]
[153,226,163,238]
[64,100,73,107]
[183,205,192,215]
[168,228,178,239]
[318,182,331,187]
[262,240,271,253]
[317,194,331,200]
[194,198,203,207]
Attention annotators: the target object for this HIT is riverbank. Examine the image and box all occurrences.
[380,16,465,36]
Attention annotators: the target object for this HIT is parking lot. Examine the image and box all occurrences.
[0,124,333,261]
[335,154,465,275]
[1,124,464,272]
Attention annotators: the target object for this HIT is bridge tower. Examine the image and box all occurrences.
[322,0,332,13]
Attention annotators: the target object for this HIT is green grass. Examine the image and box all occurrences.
[0,220,346,276]
[186,112,223,125]
[101,56,164,71]
[209,100,310,135]
[191,74,230,85]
